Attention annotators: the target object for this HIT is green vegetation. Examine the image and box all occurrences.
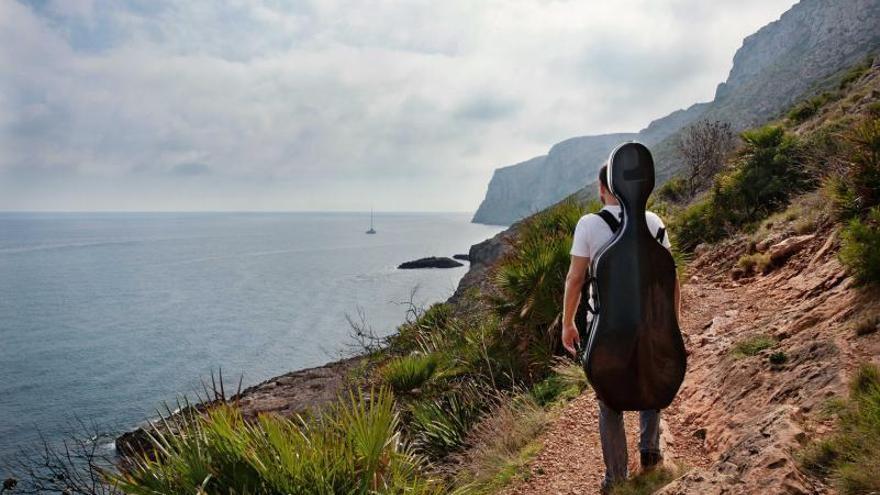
[490,199,596,379]
[824,116,880,284]
[108,388,443,494]
[838,56,873,90]
[659,59,879,263]
[655,176,689,203]
[801,364,880,494]
[788,92,836,123]
[672,125,808,251]
[530,362,589,406]
[769,351,788,365]
[381,353,439,392]
[839,207,880,284]
[737,252,772,276]
[406,383,487,458]
[826,117,880,220]
[608,466,683,495]
[732,334,775,358]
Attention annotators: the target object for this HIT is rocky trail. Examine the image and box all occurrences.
[503,225,880,494]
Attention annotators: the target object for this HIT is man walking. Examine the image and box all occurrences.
[560,164,679,492]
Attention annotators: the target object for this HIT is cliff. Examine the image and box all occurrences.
[474,0,880,225]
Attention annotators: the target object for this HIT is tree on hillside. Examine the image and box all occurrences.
[677,120,737,196]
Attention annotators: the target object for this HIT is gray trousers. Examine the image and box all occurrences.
[598,400,661,486]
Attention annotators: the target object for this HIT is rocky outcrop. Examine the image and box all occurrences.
[448,227,516,304]
[705,0,880,128]
[398,256,463,269]
[474,0,880,225]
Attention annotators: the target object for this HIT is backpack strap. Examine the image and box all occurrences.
[655,226,666,244]
[595,209,620,233]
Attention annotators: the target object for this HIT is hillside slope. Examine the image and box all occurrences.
[473,0,880,225]
[501,219,879,493]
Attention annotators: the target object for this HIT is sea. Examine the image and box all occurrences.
[0,212,504,463]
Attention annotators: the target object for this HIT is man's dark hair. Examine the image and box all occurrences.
[598,164,609,190]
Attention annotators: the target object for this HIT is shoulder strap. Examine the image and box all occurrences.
[595,209,620,233]
[655,226,666,243]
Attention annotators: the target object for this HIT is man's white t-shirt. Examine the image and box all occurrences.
[570,204,671,260]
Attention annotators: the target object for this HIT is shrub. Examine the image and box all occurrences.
[737,253,772,276]
[788,92,836,123]
[382,353,440,392]
[826,117,880,219]
[839,207,880,284]
[671,199,725,252]
[655,176,689,203]
[108,388,443,494]
[715,126,808,223]
[732,335,775,357]
[490,199,595,378]
[529,362,589,406]
[407,383,489,457]
[800,363,880,494]
[672,125,808,252]
[838,56,873,90]
[390,302,454,353]
[769,351,788,365]
[676,120,737,195]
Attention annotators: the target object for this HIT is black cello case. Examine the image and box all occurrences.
[581,142,687,412]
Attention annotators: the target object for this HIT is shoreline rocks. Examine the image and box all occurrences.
[398,256,463,269]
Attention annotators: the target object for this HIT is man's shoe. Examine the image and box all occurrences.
[640,451,662,470]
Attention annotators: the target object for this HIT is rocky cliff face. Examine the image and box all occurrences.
[474,0,880,225]
[472,133,636,225]
[472,155,547,225]
[708,0,880,128]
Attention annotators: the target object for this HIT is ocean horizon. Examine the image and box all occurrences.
[0,211,504,461]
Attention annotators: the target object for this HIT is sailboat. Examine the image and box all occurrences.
[366,208,377,234]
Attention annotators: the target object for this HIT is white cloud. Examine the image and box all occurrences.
[0,0,796,211]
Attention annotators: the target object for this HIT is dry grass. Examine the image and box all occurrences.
[737,252,772,276]
[852,315,879,337]
[451,394,550,494]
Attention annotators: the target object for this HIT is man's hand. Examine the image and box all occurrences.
[561,320,580,357]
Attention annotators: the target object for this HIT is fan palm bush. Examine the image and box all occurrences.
[490,199,596,379]
[382,353,440,393]
[826,116,880,219]
[107,388,443,494]
[406,382,490,458]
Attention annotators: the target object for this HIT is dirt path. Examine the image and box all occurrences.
[502,279,730,494]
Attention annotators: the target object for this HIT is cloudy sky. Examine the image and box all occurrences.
[1,0,796,212]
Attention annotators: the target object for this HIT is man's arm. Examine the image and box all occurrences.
[561,254,590,356]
